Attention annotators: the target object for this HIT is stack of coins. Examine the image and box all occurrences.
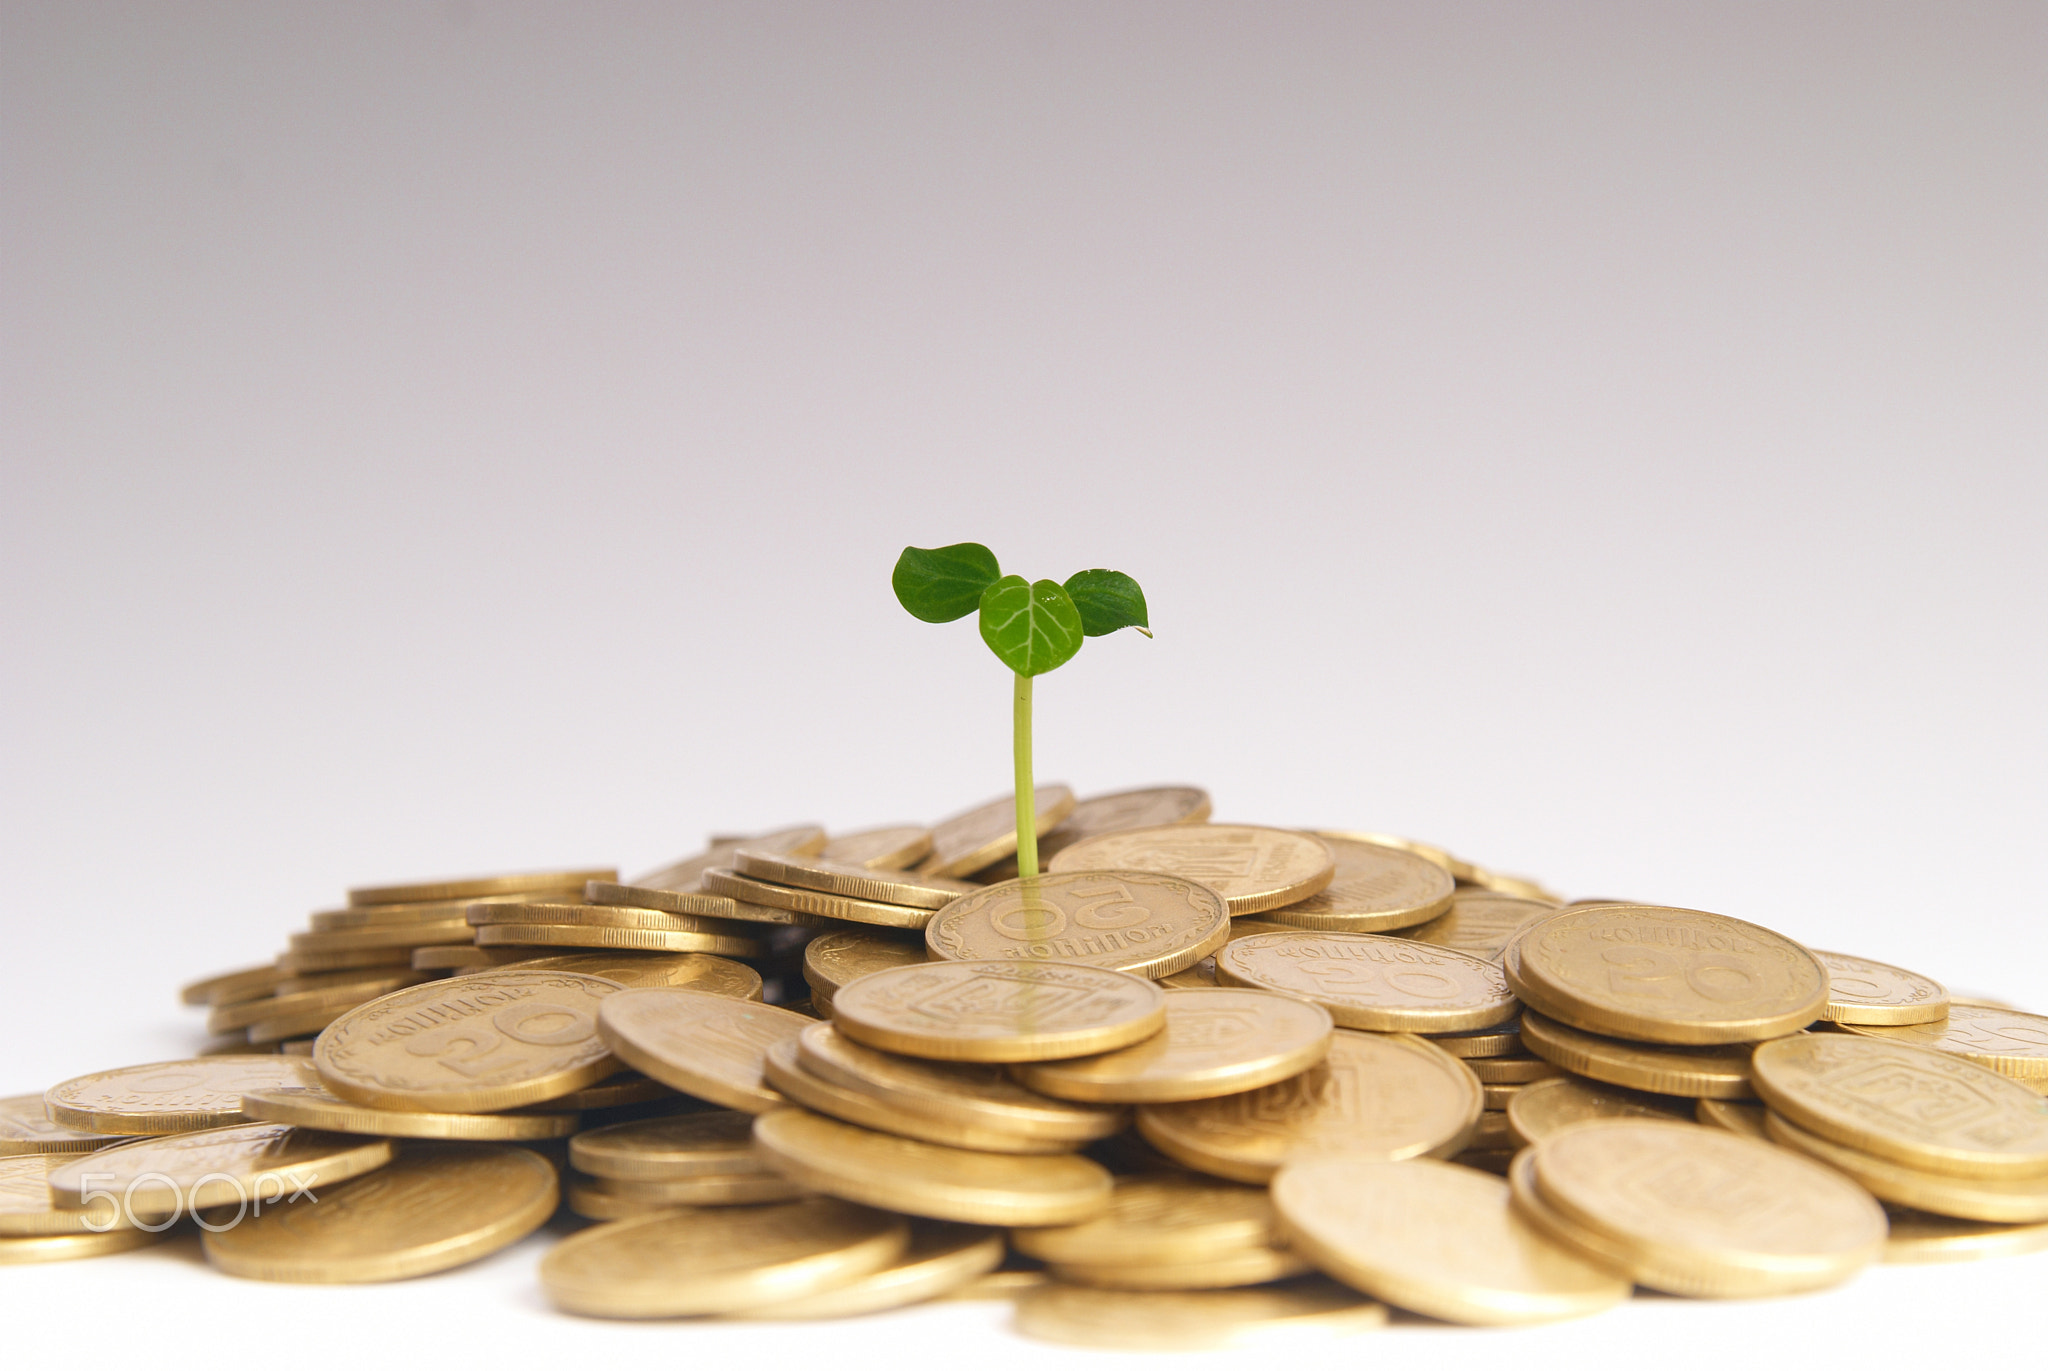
[12,792,2047,1343]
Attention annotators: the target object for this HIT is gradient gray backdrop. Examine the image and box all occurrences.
[4,3,2043,1364]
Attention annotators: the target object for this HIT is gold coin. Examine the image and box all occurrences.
[582,880,741,918]
[465,901,752,935]
[548,1072,677,1110]
[1511,904,1826,1045]
[413,945,533,972]
[1137,1030,1482,1183]
[348,867,618,907]
[801,930,927,1004]
[48,1122,392,1219]
[240,1083,577,1139]
[1528,1118,1885,1297]
[763,1039,1089,1154]
[819,824,934,871]
[45,1056,319,1135]
[1460,868,1563,904]
[541,1197,909,1317]
[924,871,1230,978]
[751,1108,1113,1226]
[1502,1147,1642,1280]
[1694,1097,1770,1138]
[1011,1276,1387,1350]
[577,1169,803,1207]
[277,1040,316,1057]
[1049,1245,1309,1290]
[1465,1055,1557,1085]
[918,786,1077,879]
[0,1225,164,1265]
[1480,1082,1523,1110]
[1012,1171,1277,1264]
[508,951,764,998]
[180,963,284,1008]
[702,867,935,930]
[1258,835,1454,933]
[830,960,1167,1063]
[979,786,1215,882]
[795,1023,1124,1146]
[740,1221,1004,1319]
[249,1006,370,1045]
[597,987,810,1112]
[1,1156,130,1235]
[1323,830,1465,877]
[734,848,978,910]
[1520,1010,1756,1099]
[564,1180,689,1221]
[288,920,475,953]
[1427,1019,1524,1058]
[1812,949,1949,1026]
[1274,1156,1628,1325]
[311,890,587,931]
[1012,988,1333,1104]
[1047,824,1333,916]
[211,971,429,1033]
[1841,1004,2048,1088]
[1216,932,1516,1033]
[201,1143,555,1282]
[944,1266,1050,1300]
[278,946,417,975]
[1506,1076,1692,1148]
[629,825,828,895]
[1951,991,2024,1011]
[1763,1109,2048,1222]
[473,922,767,956]
[0,1095,125,1156]
[570,1111,770,1181]
[1158,957,1216,988]
[316,970,621,1112]
[1403,893,1561,963]
[1879,1206,2048,1264]
[1750,1033,2048,1178]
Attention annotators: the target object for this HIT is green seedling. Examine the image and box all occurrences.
[892,543,1151,880]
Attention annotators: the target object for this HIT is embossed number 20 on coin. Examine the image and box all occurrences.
[925,871,1230,980]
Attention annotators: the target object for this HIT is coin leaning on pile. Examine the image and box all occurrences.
[9,788,2037,1342]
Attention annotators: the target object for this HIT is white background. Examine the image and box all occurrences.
[3,3,2043,1366]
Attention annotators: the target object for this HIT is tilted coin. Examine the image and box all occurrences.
[417,945,536,971]
[1275,1157,1629,1325]
[565,1180,690,1221]
[201,1143,557,1282]
[0,1094,125,1156]
[979,786,1214,882]
[1840,1004,2048,1088]
[45,1056,319,1135]
[1011,1276,1388,1351]
[570,1111,774,1182]
[548,1071,677,1110]
[1216,932,1516,1033]
[740,1222,1004,1319]
[1507,1076,1693,1148]
[206,975,426,1035]
[0,1226,164,1265]
[180,963,285,1008]
[288,920,474,953]
[348,867,618,908]
[1459,867,1563,904]
[830,960,1167,1063]
[702,867,934,930]
[1527,1118,1886,1297]
[1428,1019,1524,1059]
[1519,1010,1756,1099]
[474,922,768,956]
[734,847,978,910]
[802,930,927,1006]
[1013,988,1333,1104]
[764,1039,1092,1154]
[752,1108,1113,1226]
[1158,957,1216,988]
[1,1156,132,1235]
[48,1123,393,1219]
[316,970,621,1113]
[1879,1206,2048,1264]
[310,890,585,931]
[1259,836,1455,933]
[1012,1172,1277,1264]
[507,951,764,998]
[577,1169,803,1207]
[1762,1109,2048,1223]
[918,786,1077,879]
[465,902,753,935]
[582,880,742,918]
[541,1198,908,1318]
[1137,1030,1482,1183]
[1048,1244,1309,1291]
[1749,1034,2048,1178]
[796,1023,1124,1145]
[1403,893,1560,963]
[945,1266,1050,1301]
[1510,904,1826,1045]
[1812,949,1949,1026]
[1694,1098,1770,1138]
[629,825,828,895]
[279,946,417,975]
[1324,831,1464,877]
[1047,825,1333,916]
[924,871,1230,979]
[819,824,935,871]
[1466,1056,1559,1085]
[240,1084,578,1140]
[597,988,810,1112]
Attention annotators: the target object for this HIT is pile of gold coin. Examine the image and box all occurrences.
[8,783,2048,1349]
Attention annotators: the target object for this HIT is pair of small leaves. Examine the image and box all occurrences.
[893,542,1151,677]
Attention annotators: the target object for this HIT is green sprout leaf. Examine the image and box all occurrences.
[1063,569,1152,638]
[978,576,1084,677]
[893,543,1002,623]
